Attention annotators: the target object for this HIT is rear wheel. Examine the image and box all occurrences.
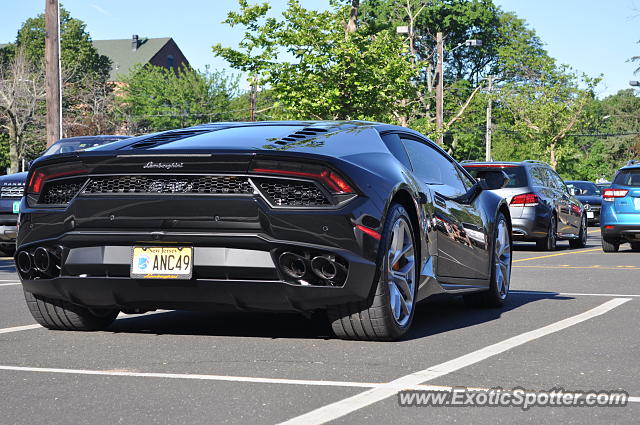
[601,238,620,253]
[536,214,557,251]
[24,290,119,331]
[569,215,588,249]
[328,204,418,341]
[630,242,640,252]
[464,212,511,308]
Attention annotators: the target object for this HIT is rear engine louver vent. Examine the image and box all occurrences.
[127,129,212,149]
[273,127,328,146]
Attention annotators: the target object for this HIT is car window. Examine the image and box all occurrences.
[380,133,412,169]
[613,169,640,187]
[545,169,566,192]
[529,167,549,187]
[400,136,467,194]
[464,165,528,188]
[566,182,601,195]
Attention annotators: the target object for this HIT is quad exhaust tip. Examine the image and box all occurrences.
[278,251,347,286]
[33,247,52,273]
[17,251,32,274]
[279,252,307,279]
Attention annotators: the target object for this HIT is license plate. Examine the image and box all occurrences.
[587,211,594,219]
[634,198,640,210]
[131,247,192,279]
[12,201,19,214]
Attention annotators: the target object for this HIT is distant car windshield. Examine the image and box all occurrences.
[613,169,640,187]
[463,165,527,188]
[42,137,126,157]
[565,181,601,195]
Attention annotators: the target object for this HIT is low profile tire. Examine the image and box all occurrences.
[630,243,640,252]
[536,214,557,251]
[463,212,512,308]
[569,215,588,249]
[327,204,418,341]
[601,238,619,253]
[24,290,119,331]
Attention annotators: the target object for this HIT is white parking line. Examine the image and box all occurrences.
[512,290,640,298]
[0,364,637,404]
[0,324,41,334]
[279,298,631,425]
[0,282,21,287]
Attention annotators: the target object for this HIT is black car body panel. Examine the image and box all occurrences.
[0,136,130,248]
[17,121,509,313]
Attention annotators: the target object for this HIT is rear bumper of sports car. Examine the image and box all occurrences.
[16,196,384,312]
[18,232,378,312]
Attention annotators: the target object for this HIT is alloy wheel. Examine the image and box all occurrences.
[494,218,511,299]
[387,217,416,327]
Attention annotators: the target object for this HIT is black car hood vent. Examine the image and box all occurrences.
[125,128,213,150]
[272,127,328,146]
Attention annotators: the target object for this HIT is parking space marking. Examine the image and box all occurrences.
[0,364,638,404]
[512,290,640,298]
[279,298,631,425]
[588,229,601,234]
[0,282,21,287]
[0,324,41,334]
[513,248,601,263]
[514,265,640,270]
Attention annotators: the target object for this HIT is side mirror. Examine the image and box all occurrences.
[475,169,509,190]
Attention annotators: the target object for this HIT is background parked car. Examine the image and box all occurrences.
[463,160,587,251]
[565,180,602,226]
[600,161,640,252]
[0,135,129,254]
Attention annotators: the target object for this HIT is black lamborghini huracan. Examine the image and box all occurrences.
[16,121,512,340]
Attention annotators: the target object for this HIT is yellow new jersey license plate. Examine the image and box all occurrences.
[131,247,193,279]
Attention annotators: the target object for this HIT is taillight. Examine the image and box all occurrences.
[27,163,87,194]
[602,189,628,202]
[250,160,355,194]
[510,193,539,207]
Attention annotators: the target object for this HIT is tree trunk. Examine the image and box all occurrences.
[8,126,19,173]
[549,141,557,170]
[346,0,359,33]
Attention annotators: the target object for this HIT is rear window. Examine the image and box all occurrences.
[613,169,640,187]
[463,165,528,188]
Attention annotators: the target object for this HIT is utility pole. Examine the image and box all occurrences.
[44,0,61,147]
[435,32,444,145]
[485,75,494,161]
[249,78,257,122]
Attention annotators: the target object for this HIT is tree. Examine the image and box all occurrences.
[499,64,599,170]
[214,0,417,123]
[0,49,46,172]
[120,65,240,133]
[13,6,111,81]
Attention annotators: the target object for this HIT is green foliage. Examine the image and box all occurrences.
[14,6,111,81]
[120,65,240,133]
[214,0,417,122]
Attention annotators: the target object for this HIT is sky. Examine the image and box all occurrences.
[1,0,639,97]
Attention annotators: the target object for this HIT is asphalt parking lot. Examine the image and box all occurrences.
[1,228,638,424]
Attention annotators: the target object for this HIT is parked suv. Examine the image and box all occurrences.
[600,161,640,252]
[463,160,587,250]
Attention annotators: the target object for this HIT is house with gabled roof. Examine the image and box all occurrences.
[92,35,189,81]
